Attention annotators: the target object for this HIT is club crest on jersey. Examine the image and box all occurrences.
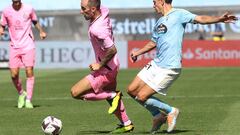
[156,23,167,34]
[23,12,29,20]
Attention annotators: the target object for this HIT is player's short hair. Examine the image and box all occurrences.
[165,0,172,4]
[88,0,101,10]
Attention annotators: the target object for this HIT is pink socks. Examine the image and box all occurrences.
[83,91,115,100]
[26,76,35,101]
[114,100,131,125]
[83,90,132,125]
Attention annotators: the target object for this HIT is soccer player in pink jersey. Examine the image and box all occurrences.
[70,0,134,133]
[0,0,47,109]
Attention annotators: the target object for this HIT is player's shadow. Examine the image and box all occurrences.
[77,129,191,134]
[76,130,110,134]
[33,105,41,108]
[134,129,191,134]
[14,104,41,108]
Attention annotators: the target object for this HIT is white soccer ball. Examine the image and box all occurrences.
[41,116,62,135]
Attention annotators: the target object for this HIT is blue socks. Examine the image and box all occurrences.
[135,96,172,116]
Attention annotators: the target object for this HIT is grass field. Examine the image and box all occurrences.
[0,68,240,135]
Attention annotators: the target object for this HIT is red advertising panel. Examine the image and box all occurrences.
[183,40,240,67]
[128,40,240,68]
[128,40,154,68]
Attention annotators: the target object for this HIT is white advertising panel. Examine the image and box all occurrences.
[0,41,128,69]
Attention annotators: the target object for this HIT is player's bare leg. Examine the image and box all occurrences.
[10,68,22,93]
[10,68,26,108]
[128,76,178,132]
[127,76,145,98]
[71,77,93,99]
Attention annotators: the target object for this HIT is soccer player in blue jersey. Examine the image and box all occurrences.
[127,0,238,134]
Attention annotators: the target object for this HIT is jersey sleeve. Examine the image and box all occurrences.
[151,33,157,43]
[151,26,158,43]
[179,9,197,24]
[93,26,114,49]
[30,7,38,21]
[0,11,8,26]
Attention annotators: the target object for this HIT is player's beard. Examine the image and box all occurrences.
[84,15,91,20]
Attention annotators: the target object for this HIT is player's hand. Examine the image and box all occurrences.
[0,27,4,36]
[40,31,47,40]
[89,63,102,71]
[130,52,138,63]
[220,12,238,23]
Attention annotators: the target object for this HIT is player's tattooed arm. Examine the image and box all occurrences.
[99,45,117,68]
[89,45,117,71]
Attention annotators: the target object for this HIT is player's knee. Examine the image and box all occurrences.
[26,71,34,78]
[71,87,85,100]
[11,74,18,80]
[10,71,18,79]
[127,85,136,97]
[26,67,34,77]
[136,93,147,103]
[70,87,78,99]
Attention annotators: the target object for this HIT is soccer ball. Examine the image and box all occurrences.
[41,116,62,135]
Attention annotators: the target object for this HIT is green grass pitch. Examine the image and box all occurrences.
[0,68,240,135]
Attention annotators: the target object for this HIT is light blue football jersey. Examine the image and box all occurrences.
[151,8,196,69]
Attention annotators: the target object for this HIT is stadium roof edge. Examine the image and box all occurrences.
[24,6,240,16]
[1,0,240,11]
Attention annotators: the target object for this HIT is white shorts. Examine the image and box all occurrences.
[137,60,181,95]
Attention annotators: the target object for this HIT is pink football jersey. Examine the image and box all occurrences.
[88,6,120,71]
[1,4,37,51]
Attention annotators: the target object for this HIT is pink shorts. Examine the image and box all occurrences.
[86,68,118,93]
[9,48,35,68]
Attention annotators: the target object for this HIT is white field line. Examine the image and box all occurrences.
[0,95,239,101]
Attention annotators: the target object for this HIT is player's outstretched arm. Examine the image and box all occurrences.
[194,12,238,24]
[130,41,156,63]
[32,20,47,40]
